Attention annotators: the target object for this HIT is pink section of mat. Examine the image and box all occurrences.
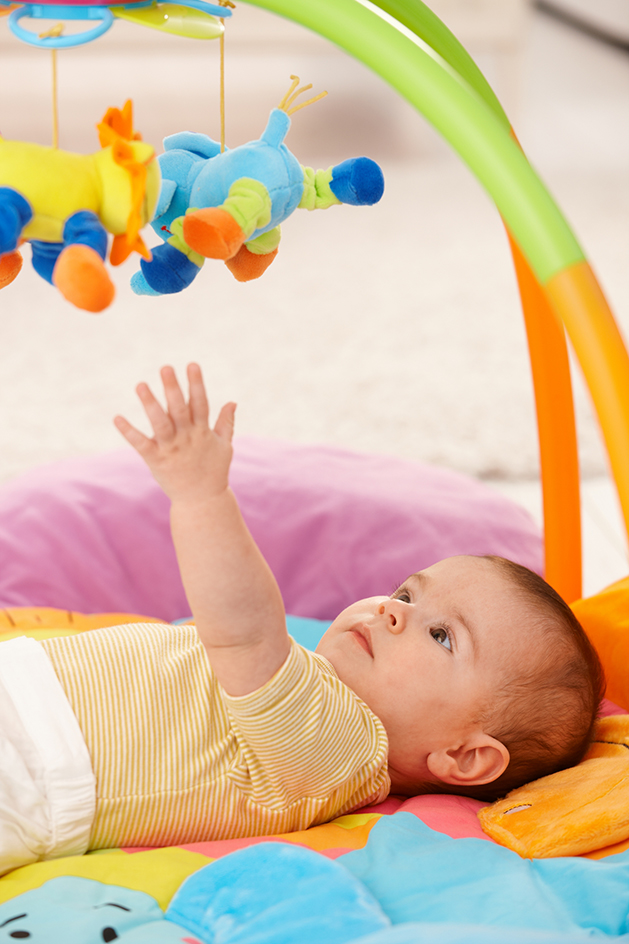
[122,793,494,859]
[0,438,542,622]
[361,794,491,841]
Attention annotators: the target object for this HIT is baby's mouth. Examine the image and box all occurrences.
[350,625,373,657]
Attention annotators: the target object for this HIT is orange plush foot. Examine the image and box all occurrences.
[225,244,278,282]
[183,208,246,260]
[0,250,23,289]
[53,245,115,313]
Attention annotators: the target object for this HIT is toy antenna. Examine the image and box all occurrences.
[218,0,235,152]
[278,75,328,117]
[39,23,64,147]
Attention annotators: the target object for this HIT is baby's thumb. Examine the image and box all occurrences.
[214,402,237,442]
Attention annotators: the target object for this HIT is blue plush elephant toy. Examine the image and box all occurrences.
[131,79,385,296]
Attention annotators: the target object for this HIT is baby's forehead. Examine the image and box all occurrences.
[423,559,548,648]
[406,556,525,602]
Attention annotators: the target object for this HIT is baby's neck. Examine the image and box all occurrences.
[387,762,432,797]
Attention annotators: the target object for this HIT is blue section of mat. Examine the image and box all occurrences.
[342,813,629,937]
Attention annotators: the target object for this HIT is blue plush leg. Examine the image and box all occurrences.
[130,270,162,297]
[330,157,385,206]
[0,187,33,255]
[30,240,64,285]
[132,242,201,296]
[31,211,107,286]
[62,210,108,260]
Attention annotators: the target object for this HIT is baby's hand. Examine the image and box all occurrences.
[114,363,236,504]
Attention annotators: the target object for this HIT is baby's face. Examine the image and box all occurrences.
[316,555,534,785]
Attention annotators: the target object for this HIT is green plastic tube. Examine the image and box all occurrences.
[241,0,585,283]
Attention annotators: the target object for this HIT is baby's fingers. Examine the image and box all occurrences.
[161,365,191,430]
[187,362,209,427]
[137,381,175,442]
[213,401,237,442]
[113,414,156,457]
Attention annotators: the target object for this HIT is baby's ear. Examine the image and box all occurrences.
[426,734,509,786]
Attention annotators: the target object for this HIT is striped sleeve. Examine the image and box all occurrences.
[222,638,390,812]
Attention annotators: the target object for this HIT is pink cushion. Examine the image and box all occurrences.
[0,438,542,622]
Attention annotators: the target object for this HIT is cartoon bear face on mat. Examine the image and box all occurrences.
[0,877,176,943]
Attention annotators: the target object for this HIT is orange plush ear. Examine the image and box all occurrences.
[571,575,629,711]
[478,715,629,858]
[97,100,153,264]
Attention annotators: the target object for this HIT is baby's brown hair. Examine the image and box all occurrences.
[429,556,605,803]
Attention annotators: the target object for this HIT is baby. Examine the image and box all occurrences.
[0,364,604,873]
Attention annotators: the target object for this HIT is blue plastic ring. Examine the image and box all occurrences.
[135,0,232,15]
[8,4,114,46]
[157,0,232,19]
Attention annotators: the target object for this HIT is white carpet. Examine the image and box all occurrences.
[0,7,627,486]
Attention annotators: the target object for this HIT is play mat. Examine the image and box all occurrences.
[2,0,629,941]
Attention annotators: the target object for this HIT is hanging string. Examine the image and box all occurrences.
[218,1,235,152]
[51,48,59,148]
[219,20,225,151]
[39,23,64,147]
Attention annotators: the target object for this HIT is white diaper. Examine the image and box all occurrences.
[0,636,95,875]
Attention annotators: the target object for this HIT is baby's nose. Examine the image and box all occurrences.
[379,601,405,633]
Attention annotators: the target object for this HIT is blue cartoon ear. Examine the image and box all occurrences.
[166,842,391,944]
[0,876,163,943]
[154,179,178,220]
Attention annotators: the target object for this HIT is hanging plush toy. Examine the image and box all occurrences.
[0,101,160,312]
[131,77,385,296]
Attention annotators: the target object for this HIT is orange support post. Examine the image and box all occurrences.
[508,234,582,602]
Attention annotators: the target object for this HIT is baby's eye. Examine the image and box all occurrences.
[430,626,452,650]
[392,587,411,603]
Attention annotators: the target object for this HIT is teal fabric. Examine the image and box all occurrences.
[173,614,331,649]
[285,613,331,650]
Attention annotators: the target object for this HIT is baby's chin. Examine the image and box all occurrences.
[314,632,344,675]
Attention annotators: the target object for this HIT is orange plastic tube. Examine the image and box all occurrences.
[508,234,582,602]
[545,263,629,558]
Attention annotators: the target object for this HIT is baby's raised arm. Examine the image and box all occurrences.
[114,364,289,696]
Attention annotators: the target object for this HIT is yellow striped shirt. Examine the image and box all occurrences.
[40,624,390,849]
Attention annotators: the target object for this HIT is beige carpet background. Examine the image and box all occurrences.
[0,4,627,486]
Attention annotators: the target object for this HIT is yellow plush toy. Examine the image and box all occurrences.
[0,101,160,312]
